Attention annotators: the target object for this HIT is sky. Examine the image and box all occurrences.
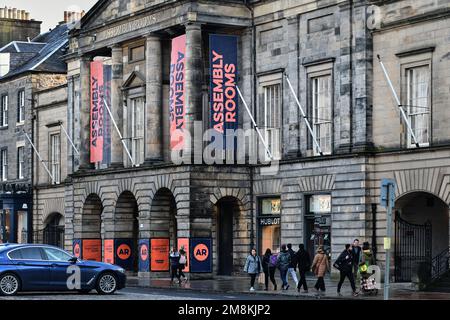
[1,0,97,31]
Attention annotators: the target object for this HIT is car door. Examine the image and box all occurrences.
[41,246,80,290]
[9,247,51,290]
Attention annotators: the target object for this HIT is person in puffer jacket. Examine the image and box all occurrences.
[244,248,263,291]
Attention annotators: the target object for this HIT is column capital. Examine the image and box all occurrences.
[184,21,202,31]
[146,33,161,41]
[110,44,123,52]
[79,54,93,62]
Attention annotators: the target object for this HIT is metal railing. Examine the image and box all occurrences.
[430,247,450,282]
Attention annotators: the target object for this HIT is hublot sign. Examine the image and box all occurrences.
[259,217,281,226]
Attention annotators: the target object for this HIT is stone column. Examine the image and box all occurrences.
[79,56,93,169]
[145,34,163,162]
[185,23,203,158]
[110,45,124,166]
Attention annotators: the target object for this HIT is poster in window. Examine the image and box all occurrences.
[103,239,114,264]
[114,238,135,271]
[139,239,150,272]
[177,238,190,273]
[150,238,170,271]
[82,239,102,262]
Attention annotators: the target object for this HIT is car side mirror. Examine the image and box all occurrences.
[69,256,78,264]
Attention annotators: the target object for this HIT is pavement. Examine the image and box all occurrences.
[127,275,450,300]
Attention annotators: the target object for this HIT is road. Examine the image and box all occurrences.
[0,287,299,300]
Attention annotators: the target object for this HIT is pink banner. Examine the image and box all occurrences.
[169,35,186,150]
[90,61,104,163]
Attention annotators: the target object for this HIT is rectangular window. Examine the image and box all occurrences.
[131,97,145,166]
[17,146,24,179]
[311,75,332,155]
[0,208,12,243]
[0,53,10,77]
[1,149,7,181]
[262,84,282,160]
[50,134,61,184]
[1,95,8,127]
[258,198,281,255]
[17,90,25,123]
[129,45,145,62]
[406,65,430,147]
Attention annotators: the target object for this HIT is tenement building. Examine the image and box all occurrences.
[59,0,450,282]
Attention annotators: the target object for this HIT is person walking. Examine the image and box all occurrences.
[276,244,291,290]
[178,246,188,282]
[311,246,329,294]
[169,247,181,284]
[335,244,358,296]
[262,248,277,291]
[296,244,311,293]
[287,243,299,287]
[359,242,374,277]
[244,248,263,291]
[351,239,362,279]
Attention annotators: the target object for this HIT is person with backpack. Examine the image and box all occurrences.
[262,248,277,291]
[169,247,181,284]
[335,244,359,296]
[276,244,291,290]
[178,246,188,283]
[311,246,329,293]
[287,243,299,287]
[296,244,311,293]
[244,248,263,291]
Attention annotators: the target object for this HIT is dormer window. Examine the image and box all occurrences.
[0,53,9,77]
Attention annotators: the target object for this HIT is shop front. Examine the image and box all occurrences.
[0,193,32,244]
[258,198,281,255]
[304,194,331,259]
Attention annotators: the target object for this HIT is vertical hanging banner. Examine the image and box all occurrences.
[114,239,135,271]
[139,239,150,272]
[82,239,102,262]
[90,61,104,163]
[177,238,190,273]
[103,239,114,264]
[190,238,212,273]
[102,64,112,165]
[73,239,82,258]
[210,34,239,149]
[150,238,170,271]
[169,34,186,151]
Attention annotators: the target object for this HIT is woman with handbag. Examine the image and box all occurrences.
[311,246,329,293]
[244,248,264,291]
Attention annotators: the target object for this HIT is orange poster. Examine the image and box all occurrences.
[82,239,102,262]
[150,238,170,271]
[104,239,114,264]
[177,238,190,273]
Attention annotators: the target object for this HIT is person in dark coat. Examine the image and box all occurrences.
[296,244,311,293]
[335,244,358,296]
[276,244,291,290]
[287,243,299,287]
[262,248,277,291]
[351,239,362,278]
[169,247,181,284]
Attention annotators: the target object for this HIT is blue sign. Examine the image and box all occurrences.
[190,238,212,273]
[138,239,150,272]
[380,179,396,208]
[114,238,135,271]
[73,239,82,258]
[210,34,238,150]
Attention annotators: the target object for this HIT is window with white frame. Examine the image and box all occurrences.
[17,90,25,123]
[311,74,332,155]
[405,65,430,147]
[50,134,61,184]
[17,146,24,179]
[1,149,7,181]
[1,95,8,127]
[0,53,10,77]
[262,83,282,160]
[131,97,145,166]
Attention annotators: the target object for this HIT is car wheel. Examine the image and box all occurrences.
[96,273,117,295]
[0,273,20,296]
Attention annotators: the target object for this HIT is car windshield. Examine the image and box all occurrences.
[43,247,72,261]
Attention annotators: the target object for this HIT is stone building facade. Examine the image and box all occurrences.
[61,0,450,282]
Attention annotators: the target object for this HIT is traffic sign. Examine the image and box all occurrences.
[380,178,396,208]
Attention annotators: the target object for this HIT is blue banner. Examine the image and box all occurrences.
[210,34,238,150]
[102,64,112,165]
[73,239,82,258]
[190,238,212,273]
[114,239,135,271]
[138,239,150,272]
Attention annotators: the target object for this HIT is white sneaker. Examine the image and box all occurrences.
[250,287,255,291]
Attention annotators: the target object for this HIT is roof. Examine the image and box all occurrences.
[0,23,69,81]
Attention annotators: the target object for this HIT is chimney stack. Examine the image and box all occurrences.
[64,10,85,23]
[0,7,31,20]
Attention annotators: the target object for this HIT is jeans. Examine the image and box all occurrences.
[287,268,299,285]
[314,277,325,291]
[264,267,277,289]
[338,270,356,293]
[297,270,308,291]
[249,273,257,288]
[280,268,288,288]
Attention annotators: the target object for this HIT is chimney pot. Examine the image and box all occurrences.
[64,11,68,22]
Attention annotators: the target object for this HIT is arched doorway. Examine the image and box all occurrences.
[82,194,102,239]
[214,197,242,276]
[115,191,139,273]
[43,212,64,248]
[394,192,449,281]
[150,188,177,249]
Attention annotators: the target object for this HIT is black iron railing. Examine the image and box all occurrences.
[430,247,450,282]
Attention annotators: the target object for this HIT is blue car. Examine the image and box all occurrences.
[0,244,126,296]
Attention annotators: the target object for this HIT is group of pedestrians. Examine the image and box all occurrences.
[244,239,376,296]
[169,246,189,284]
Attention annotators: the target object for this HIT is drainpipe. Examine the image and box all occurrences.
[30,96,35,244]
[372,203,377,264]
[349,0,354,151]
[244,0,256,250]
